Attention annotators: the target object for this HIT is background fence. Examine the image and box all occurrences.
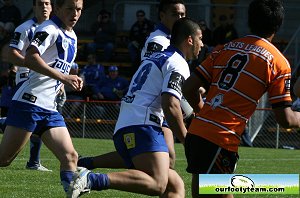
[63,99,300,150]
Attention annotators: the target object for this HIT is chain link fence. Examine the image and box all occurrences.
[63,99,300,150]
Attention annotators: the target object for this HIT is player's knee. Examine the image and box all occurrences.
[152,175,168,195]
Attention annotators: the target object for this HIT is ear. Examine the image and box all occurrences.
[187,36,193,46]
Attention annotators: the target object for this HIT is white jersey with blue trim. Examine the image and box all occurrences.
[114,45,190,133]
[9,17,38,84]
[12,16,77,111]
[141,23,171,61]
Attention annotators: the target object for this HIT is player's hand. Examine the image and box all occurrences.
[63,75,83,91]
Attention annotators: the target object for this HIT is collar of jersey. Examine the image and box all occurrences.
[155,23,171,39]
[32,17,38,23]
[166,45,184,58]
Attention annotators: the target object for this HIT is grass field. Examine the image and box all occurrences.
[0,137,299,198]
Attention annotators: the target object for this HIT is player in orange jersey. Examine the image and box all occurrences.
[182,0,300,198]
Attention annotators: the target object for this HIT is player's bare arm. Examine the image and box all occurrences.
[182,73,205,113]
[24,46,83,91]
[162,93,187,144]
[6,48,25,66]
[273,106,300,128]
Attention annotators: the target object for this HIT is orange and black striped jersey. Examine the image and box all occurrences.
[189,35,292,152]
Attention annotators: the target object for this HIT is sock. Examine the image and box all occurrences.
[28,135,42,166]
[88,172,110,190]
[60,170,75,192]
[77,157,94,170]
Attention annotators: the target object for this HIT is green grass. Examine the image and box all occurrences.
[0,137,299,198]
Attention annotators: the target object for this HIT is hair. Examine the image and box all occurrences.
[136,9,145,16]
[33,0,52,6]
[248,0,284,37]
[170,17,200,46]
[159,0,185,13]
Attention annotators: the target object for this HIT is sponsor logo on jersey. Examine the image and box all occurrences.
[285,78,291,91]
[32,31,49,46]
[167,71,184,94]
[10,32,21,45]
[145,42,163,57]
[62,38,69,50]
[22,93,37,103]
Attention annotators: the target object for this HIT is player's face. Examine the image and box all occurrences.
[34,0,52,23]
[160,3,186,32]
[189,29,204,60]
[55,0,83,31]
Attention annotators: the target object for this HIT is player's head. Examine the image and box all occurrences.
[170,17,203,60]
[54,0,83,31]
[248,0,284,38]
[159,0,186,32]
[33,0,52,23]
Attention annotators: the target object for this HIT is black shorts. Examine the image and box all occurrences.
[185,133,239,174]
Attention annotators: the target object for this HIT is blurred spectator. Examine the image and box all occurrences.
[212,15,238,46]
[188,20,212,72]
[79,53,105,98]
[0,0,21,41]
[87,9,117,61]
[198,19,213,47]
[92,66,129,101]
[128,10,155,71]
[64,62,83,118]
[0,65,17,117]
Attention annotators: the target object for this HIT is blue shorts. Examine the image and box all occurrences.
[113,125,169,168]
[6,101,66,136]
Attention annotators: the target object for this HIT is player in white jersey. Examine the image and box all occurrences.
[68,17,204,198]
[77,0,188,171]
[141,0,191,169]
[0,0,83,195]
[4,0,52,172]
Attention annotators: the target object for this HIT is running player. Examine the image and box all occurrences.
[5,0,52,172]
[182,0,300,197]
[0,0,83,195]
[68,17,203,198]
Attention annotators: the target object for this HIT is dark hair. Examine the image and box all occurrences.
[159,0,185,13]
[170,17,200,46]
[248,0,284,37]
[33,0,52,6]
[136,9,145,17]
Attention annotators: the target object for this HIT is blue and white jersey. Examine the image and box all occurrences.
[141,23,171,60]
[12,16,77,111]
[9,17,38,84]
[114,45,190,133]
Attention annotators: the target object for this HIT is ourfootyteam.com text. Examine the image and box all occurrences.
[215,187,285,193]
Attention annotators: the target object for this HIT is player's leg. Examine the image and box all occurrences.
[0,125,31,166]
[160,168,185,198]
[162,126,176,169]
[26,134,51,171]
[41,126,78,192]
[78,150,126,169]
[68,126,184,197]
[185,133,237,198]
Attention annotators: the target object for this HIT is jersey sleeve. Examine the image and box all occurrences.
[30,24,58,56]
[161,57,189,100]
[267,59,292,107]
[9,25,28,51]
